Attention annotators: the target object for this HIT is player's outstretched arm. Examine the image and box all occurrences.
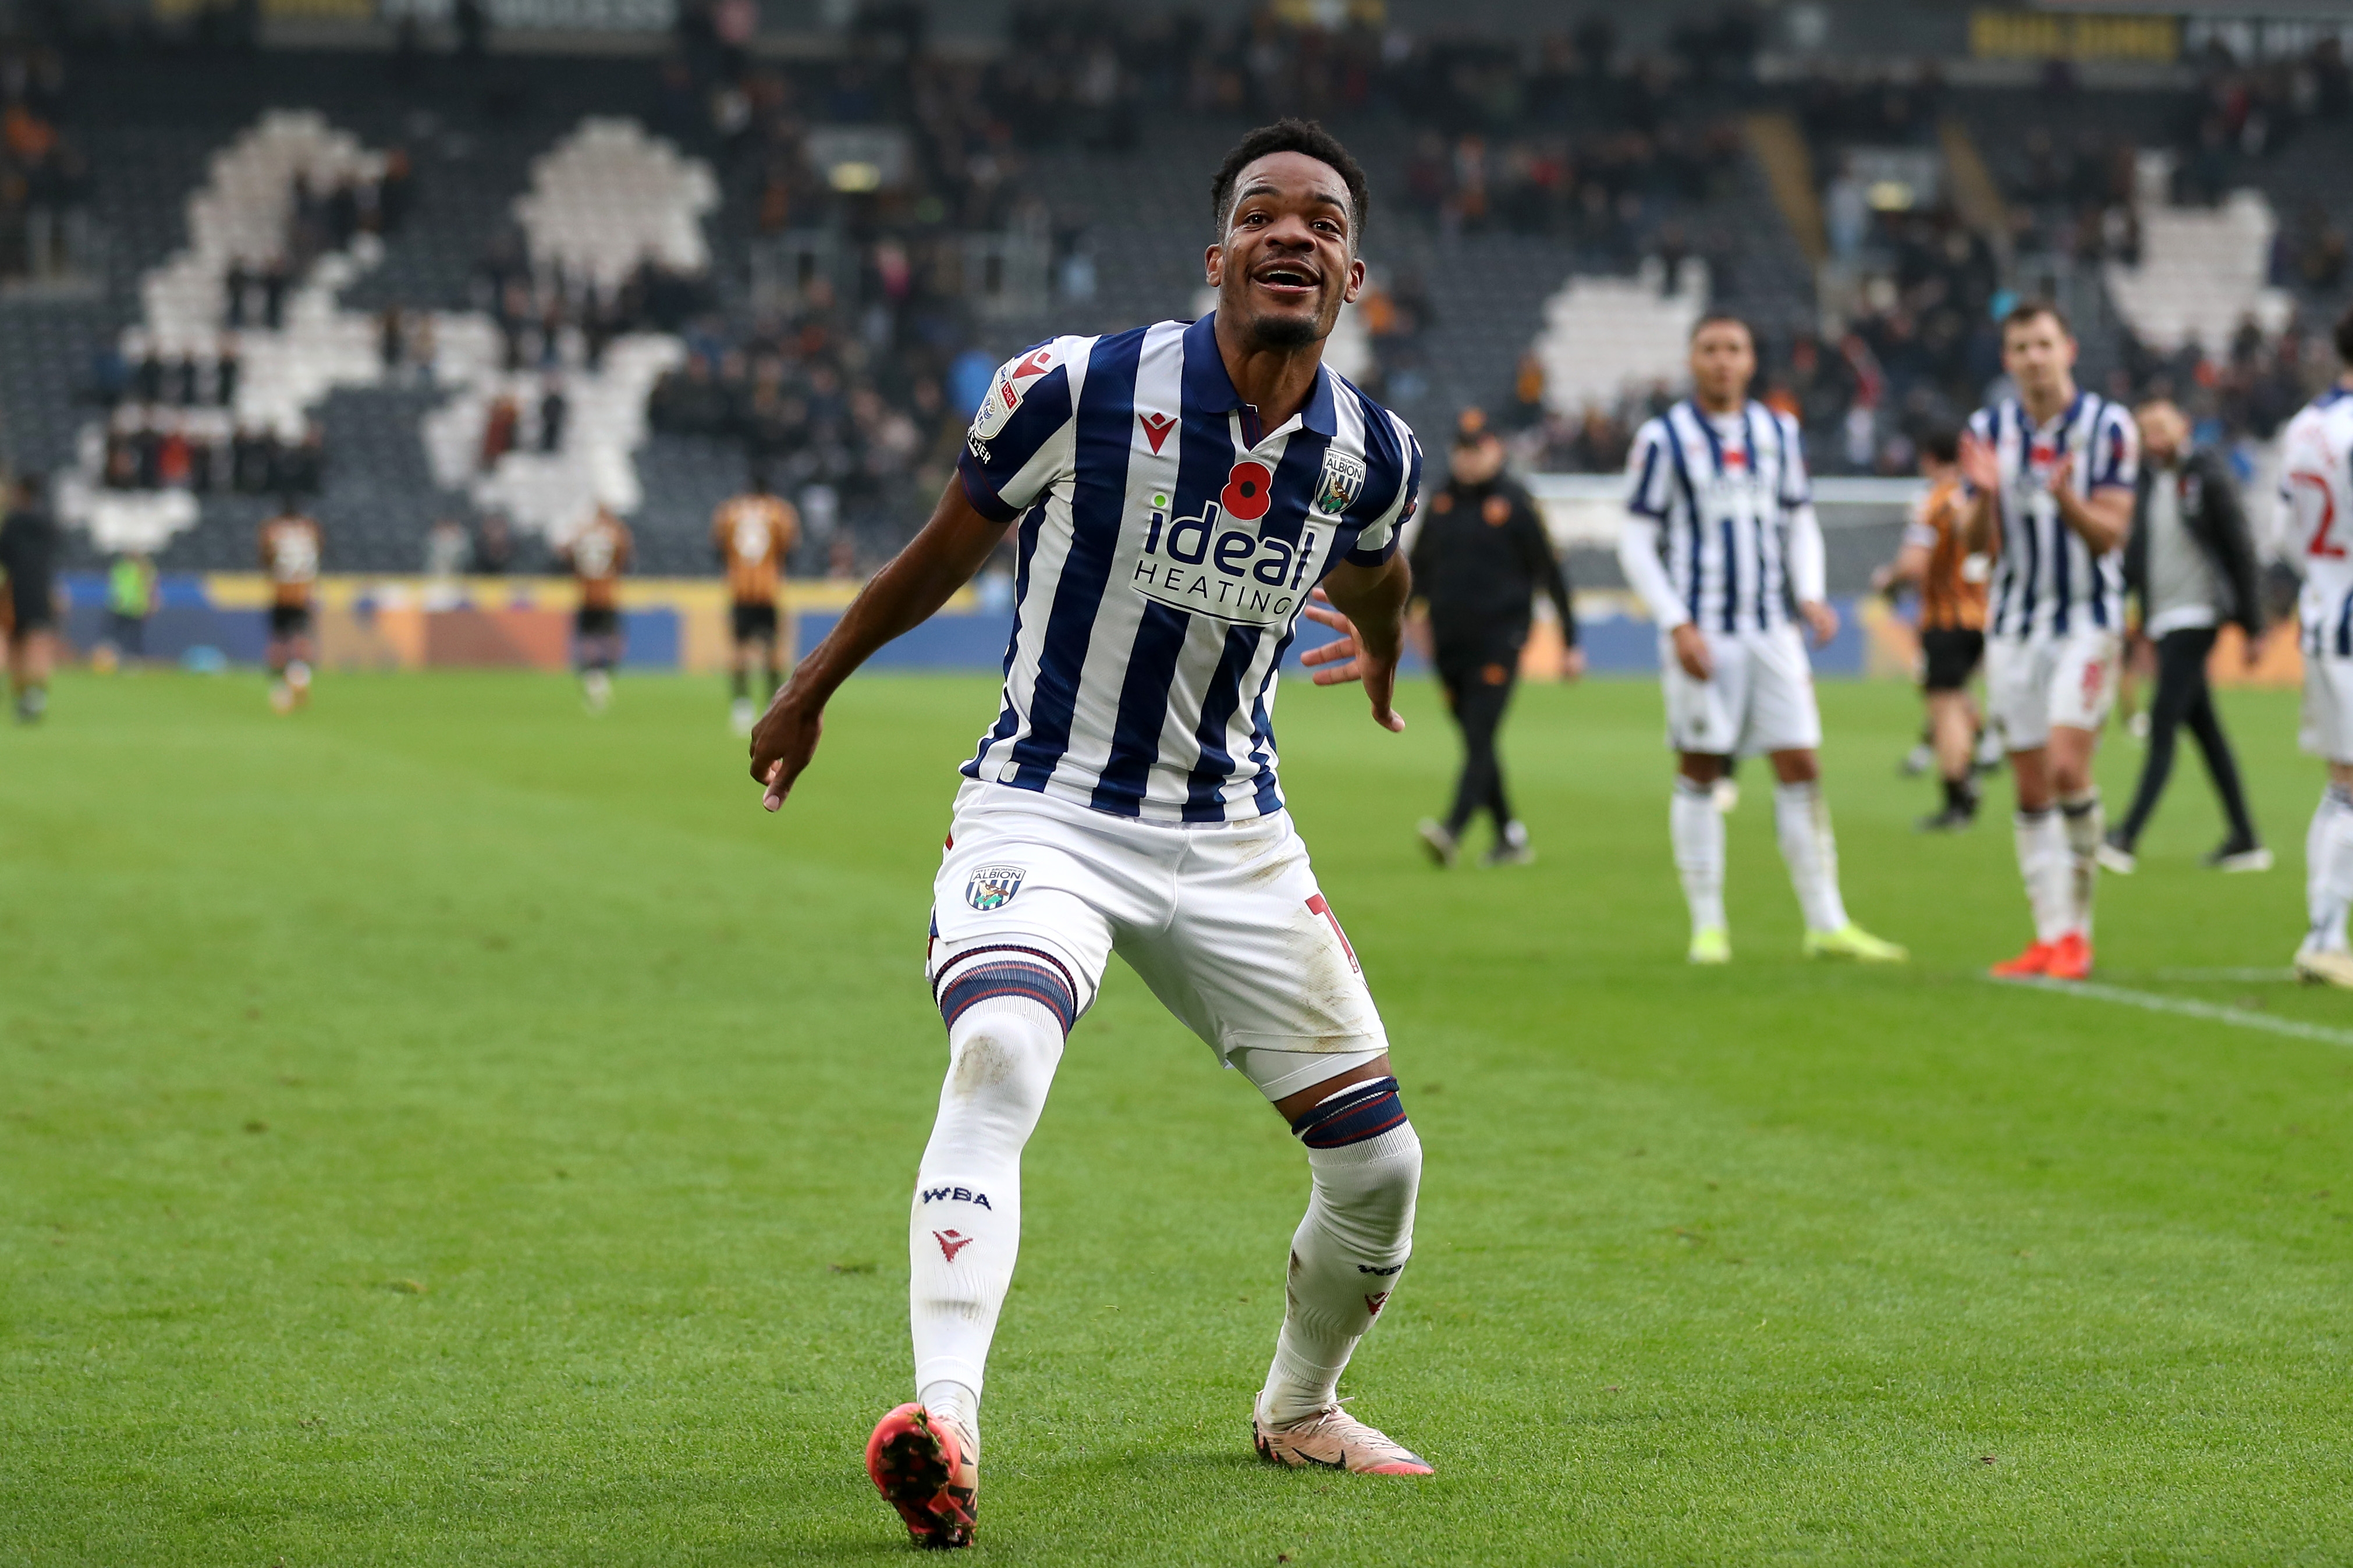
[748,478,1010,810]
[1301,552,1412,733]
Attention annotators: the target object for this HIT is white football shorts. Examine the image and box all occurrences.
[926,779,1387,1100]
[2301,648,2353,763]
[1985,630,2120,752]
[1659,623,1823,758]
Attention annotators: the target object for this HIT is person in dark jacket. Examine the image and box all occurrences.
[2103,397,2270,872]
[1408,409,1580,867]
[0,473,61,723]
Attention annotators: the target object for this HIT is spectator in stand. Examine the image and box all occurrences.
[473,511,515,575]
[260,258,290,330]
[540,378,568,453]
[424,517,471,580]
[481,394,520,470]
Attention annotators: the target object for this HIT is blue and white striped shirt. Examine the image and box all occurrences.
[1968,390,2138,640]
[953,313,1422,824]
[1623,399,1816,634]
[2280,385,2353,659]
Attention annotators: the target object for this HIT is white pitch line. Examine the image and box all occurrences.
[2145,966,2301,983]
[1989,975,2353,1049]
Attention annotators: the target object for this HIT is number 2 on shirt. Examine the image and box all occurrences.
[2291,471,2343,559]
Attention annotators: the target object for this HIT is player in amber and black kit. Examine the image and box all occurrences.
[258,499,322,713]
[563,506,633,714]
[1409,409,1578,867]
[713,471,800,736]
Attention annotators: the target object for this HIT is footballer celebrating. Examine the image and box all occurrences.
[1959,304,2139,980]
[1617,314,1905,965]
[713,471,799,736]
[750,120,1431,1548]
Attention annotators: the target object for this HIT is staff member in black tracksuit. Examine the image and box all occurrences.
[2102,397,2270,873]
[1410,410,1580,867]
[0,473,59,724]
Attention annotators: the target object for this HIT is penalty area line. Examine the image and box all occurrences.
[1987,975,2353,1050]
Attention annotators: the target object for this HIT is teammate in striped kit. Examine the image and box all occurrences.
[748,120,1431,1548]
[1619,314,1905,965]
[1958,303,2139,981]
[2279,310,2353,987]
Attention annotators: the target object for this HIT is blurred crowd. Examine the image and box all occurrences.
[647,297,947,513]
[1494,32,2353,481]
[97,414,324,497]
[0,45,90,280]
[88,337,323,496]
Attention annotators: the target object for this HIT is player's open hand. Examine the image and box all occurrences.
[749,695,824,811]
[1800,598,1840,647]
[1958,429,2001,494]
[1301,590,1406,733]
[2045,452,2075,498]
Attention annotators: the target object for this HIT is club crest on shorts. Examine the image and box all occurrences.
[965,864,1026,911]
[1313,450,1366,517]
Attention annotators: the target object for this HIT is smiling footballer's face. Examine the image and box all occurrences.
[1206,151,1365,352]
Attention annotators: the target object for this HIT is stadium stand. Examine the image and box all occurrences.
[3,9,2348,600]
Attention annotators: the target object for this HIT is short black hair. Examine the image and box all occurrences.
[2335,303,2353,367]
[1689,311,1755,344]
[2003,299,2071,338]
[1210,119,1370,246]
[1918,423,1960,465]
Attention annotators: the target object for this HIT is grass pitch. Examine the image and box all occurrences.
[5,667,2352,1566]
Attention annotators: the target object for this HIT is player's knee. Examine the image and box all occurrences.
[936,947,1078,1037]
[934,948,1077,1119]
[1292,1077,1420,1247]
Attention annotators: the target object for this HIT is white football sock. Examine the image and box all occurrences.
[917,1377,979,1457]
[1671,776,1727,934]
[2059,788,2103,938]
[1261,1083,1420,1427]
[2013,808,2072,943]
[908,991,1065,1455]
[1773,780,1849,934]
[2307,786,2353,952]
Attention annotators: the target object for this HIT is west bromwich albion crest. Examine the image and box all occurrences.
[966,864,1026,911]
[1312,450,1366,517]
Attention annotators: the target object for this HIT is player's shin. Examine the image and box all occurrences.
[1670,777,1727,935]
[2059,788,2103,936]
[2013,808,2071,942]
[908,961,1073,1454]
[2307,785,2353,952]
[1773,780,1848,933]
[1261,1078,1419,1426]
